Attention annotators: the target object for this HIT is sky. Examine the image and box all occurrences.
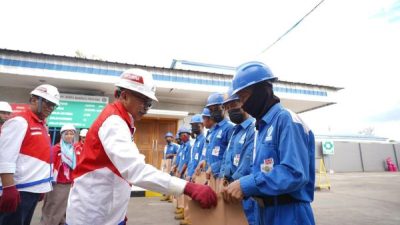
[1,0,399,140]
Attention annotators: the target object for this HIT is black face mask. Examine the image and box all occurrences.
[228,108,245,124]
[166,140,172,144]
[210,110,224,123]
[191,124,201,135]
[242,81,280,121]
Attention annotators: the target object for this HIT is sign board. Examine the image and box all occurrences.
[47,93,108,128]
[322,140,335,155]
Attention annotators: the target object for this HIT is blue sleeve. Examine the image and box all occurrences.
[218,147,230,178]
[184,144,191,166]
[232,130,255,180]
[172,144,178,154]
[240,117,310,197]
[211,125,233,176]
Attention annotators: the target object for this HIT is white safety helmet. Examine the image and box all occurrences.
[0,101,12,113]
[60,124,76,134]
[79,128,88,137]
[30,84,60,106]
[115,68,158,101]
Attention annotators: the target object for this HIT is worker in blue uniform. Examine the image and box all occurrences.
[195,108,215,175]
[173,127,192,218]
[176,127,192,179]
[164,132,179,160]
[160,132,180,201]
[223,61,316,225]
[219,88,256,225]
[186,114,206,182]
[204,93,234,179]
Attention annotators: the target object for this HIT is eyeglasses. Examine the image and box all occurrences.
[131,92,153,108]
[41,98,57,110]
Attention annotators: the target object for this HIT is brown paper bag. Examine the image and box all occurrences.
[194,172,208,185]
[189,195,225,225]
[189,194,248,225]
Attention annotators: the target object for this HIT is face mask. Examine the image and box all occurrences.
[191,124,201,135]
[228,108,245,124]
[180,135,189,143]
[210,110,224,123]
[242,81,280,120]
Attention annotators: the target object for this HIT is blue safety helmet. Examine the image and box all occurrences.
[222,86,240,105]
[178,126,191,135]
[190,114,203,124]
[232,61,277,95]
[164,132,174,138]
[201,108,211,117]
[205,92,224,107]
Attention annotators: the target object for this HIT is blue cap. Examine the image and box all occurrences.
[232,61,277,95]
[205,92,224,107]
[178,126,191,134]
[201,108,211,117]
[164,132,174,138]
[190,114,203,123]
[223,86,240,105]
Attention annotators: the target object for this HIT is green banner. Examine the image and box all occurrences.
[47,94,108,128]
[322,140,335,155]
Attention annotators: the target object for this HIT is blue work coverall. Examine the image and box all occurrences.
[239,103,316,225]
[219,117,256,225]
[187,133,205,179]
[164,142,179,159]
[177,140,192,178]
[205,119,234,177]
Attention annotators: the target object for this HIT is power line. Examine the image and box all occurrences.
[260,0,326,54]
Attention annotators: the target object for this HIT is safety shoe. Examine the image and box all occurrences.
[180,219,191,225]
[174,208,184,214]
[174,213,184,220]
[160,195,169,201]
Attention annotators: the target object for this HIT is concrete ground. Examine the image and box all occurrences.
[31,172,400,225]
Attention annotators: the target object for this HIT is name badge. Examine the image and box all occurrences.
[260,158,274,173]
[233,154,240,166]
[212,146,220,156]
[216,130,223,139]
[202,147,207,156]
[239,133,246,144]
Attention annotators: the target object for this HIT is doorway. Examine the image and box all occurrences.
[134,119,178,169]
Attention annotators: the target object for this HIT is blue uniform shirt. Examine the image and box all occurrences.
[220,117,256,181]
[173,144,183,167]
[164,142,179,159]
[240,103,315,202]
[187,133,205,177]
[199,128,213,164]
[177,140,192,174]
[205,119,234,177]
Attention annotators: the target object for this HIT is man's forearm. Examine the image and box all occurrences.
[0,173,15,187]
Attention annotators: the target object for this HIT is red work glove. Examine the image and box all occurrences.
[184,182,217,209]
[0,185,21,212]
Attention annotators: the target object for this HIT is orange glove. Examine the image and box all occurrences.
[0,185,21,212]
[184,182,217,209]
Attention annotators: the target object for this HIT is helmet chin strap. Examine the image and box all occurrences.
[37,97,43,114]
